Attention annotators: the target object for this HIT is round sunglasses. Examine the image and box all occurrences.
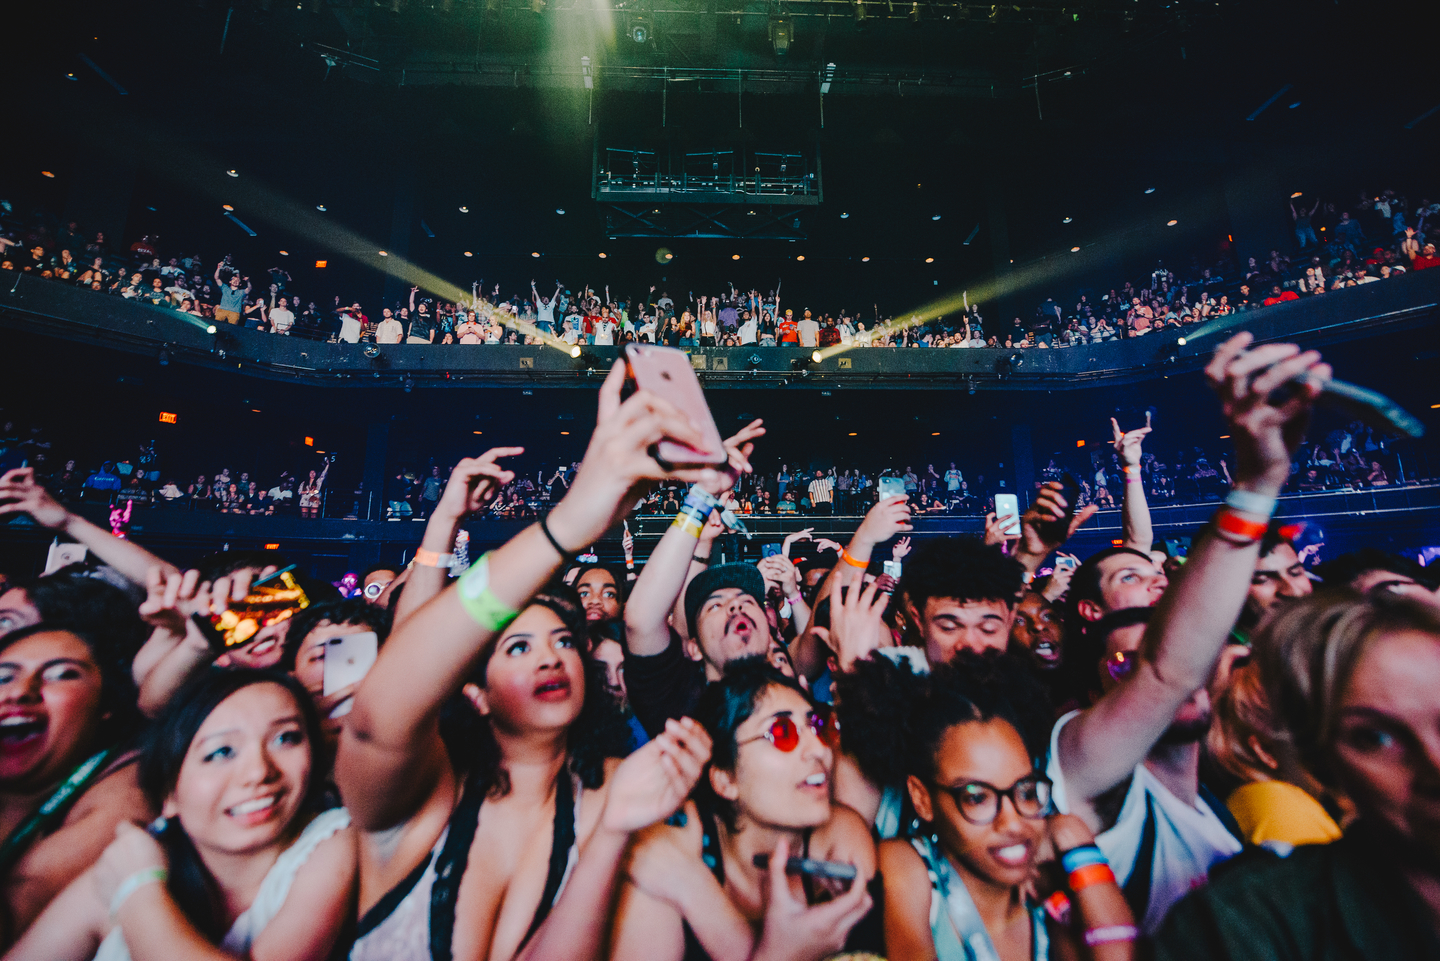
[737,710,839,753]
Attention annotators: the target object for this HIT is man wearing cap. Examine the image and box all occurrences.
[623,442,773,737]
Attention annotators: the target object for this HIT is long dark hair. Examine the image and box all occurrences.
[440,589,633,799]
[0,622,143,750]
[139,670,324,942]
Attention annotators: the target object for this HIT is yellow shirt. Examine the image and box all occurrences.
[1227,780,1342,848]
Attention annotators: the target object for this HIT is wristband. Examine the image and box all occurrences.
[1060,845,1108,874]
[683,485,721,514]
[692,553,711,566]
[1042,890,1072,925]
[457,554,520,633]
[671,511,706,538]
[840,548,868,569]
[414,548,454,569]
[538,514,574,559]
[1122,465,1140,475]
[785,592,804,606]
[1225,488,1277,518]
[110,867,167,918]
[1084,925,1139,947]
[1067,862,1116,892]
[1215,507,1268,543]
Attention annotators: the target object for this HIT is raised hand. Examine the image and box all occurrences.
[137,567,208,639]
[601,717,712,833]
[891,535,912,561]
[757,554,800,598]
[0,467,69,528]
[829,575,892,673]
[782,527,815,558]
[751,837,873,961]
[1016,482,1098,563]
[1111,411,1152,467]
[434,448,525,519]
[984,511,1018,548]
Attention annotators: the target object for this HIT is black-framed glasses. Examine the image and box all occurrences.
[737,711,834,753]
[937,773,1052,825]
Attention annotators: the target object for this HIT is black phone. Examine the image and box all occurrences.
[1037,472,1081,542]
[752,853,858,881]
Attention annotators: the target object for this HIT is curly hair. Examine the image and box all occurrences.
[897,537,1025,613]
[442,587,634,798]
[279,598,392,672]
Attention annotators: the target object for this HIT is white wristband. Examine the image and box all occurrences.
[1225,489,1277,519]
[110,868,167,919]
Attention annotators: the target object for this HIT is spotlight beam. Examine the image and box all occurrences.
[1246,83,1293,122]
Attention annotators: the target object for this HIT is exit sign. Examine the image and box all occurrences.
[158,411,178,424]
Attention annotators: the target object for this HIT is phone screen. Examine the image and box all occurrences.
[197,570,310,649]
[994,494,1021,536]
[762,543,783,559]
[877,476,907,500]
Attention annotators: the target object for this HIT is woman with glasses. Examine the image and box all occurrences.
[610,658,878,961]
[879,661,1136,961]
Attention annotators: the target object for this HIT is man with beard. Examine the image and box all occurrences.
[1045,331,1330,934]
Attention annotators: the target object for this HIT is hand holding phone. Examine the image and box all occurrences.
[623,344,728,467]
[993,494,1021,537]
[876,476,907,501]
[193,567,310,651]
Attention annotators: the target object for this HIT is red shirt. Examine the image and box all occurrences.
[777,320,799,343]
[1413,255,1440,271]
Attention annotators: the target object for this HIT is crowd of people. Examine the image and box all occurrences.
[6,184,1438,352]
[0,330,1438,961]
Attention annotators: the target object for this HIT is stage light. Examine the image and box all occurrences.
[570,346,582,358]
[1166,220,1178,226]
[226,169,238,177]
[768,15,792,55]
[1289,101,1302,109]
[1062,216,1072,223]
[206,325,218,334]
[812,350,822,362]
[581,56,593,90]
[378,250,389,256]
[1071,246,1080,252]
[931,431,940,436]
[631,18,649,43]
[316,204,326,211]
[853,0,866,23]
[41,170,55,178]
[1177,337,1187,345]
[66,72,76,80]
[464,251,473,257]
[1008,352,1024,368]
[363,343,381,359]
[861,256,870,262]
[561,431,570,435]
[459,206,469,213]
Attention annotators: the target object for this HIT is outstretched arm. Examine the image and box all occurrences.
[338,362,713,831]
[1057,334,1329,816]
[0,468,179,586]
[1112,413,1154,553]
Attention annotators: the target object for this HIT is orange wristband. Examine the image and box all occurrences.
[840,549,868,569]
[1215,507,1268,543]
[1067,863,1116,891]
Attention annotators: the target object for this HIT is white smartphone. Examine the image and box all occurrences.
[882,560,902,579]
[994,494,1021,536]
[322,631,379,708]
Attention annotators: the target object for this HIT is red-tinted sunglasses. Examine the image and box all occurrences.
[739,711,837,753]
[1105,649,1138,683]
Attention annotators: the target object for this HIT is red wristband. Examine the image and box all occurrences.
[1215,507,1268,542]
[840,549,868,569]
[1068,862,1117,891]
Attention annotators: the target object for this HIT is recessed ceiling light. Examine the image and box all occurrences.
[599,252,608,258]
[316,204,326,211]
[861,256,870,262]
[1290,191,1304,199]
[473,430,483,434]
[378,250,389,256]
[664,252,673,260]
[222,204,234,211]
[459,206,469,213]
[560,431,570,435]
[556,208,565,215]
[1144,187,1155,194]
[1071,246,1080,252]
[532,251,541,258]
[226,169,238,177]
[932,214,942,221]
[1062,216,1072,223]
[1063,70,1072,76]
[1166,219,1178,226]
[796,255,805,261]
[925,257,935,263]
[732,254,741,260]
[464,251,473,257]
[931,432,940,436]
[65,72,77,80]
[1288,101,1301,109]
[278,250,289,256]
[848,432,857,436]
[840,212,849,219]
[41,170,57,179]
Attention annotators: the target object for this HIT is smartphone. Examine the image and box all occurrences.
[1054,554,1078,573]
[623,344,728,466]
[1036,472,1081,544]
[876,476,907,501]
[323,631,379,698]
[194,569,310,650]
[994,493,1021,536]
[752,853,859,882]
[882,559,902,579]
[1163,537,1192,560]
[762,542,783,559]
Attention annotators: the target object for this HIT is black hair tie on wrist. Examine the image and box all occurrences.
[539,514,572,559]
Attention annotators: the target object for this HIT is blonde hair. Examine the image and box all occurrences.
[1251,588,1440,784]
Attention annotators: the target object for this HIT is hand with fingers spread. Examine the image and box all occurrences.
[1204,331,1330,493]
[812,538,844,555]
[0,467,68,528]
[1111,410,1153,468]
[435,448,524,520]
[830,576,893,673]
[751,837,873,961]
[137,567,210,640]
[891,536,912,562]
[1014,482,1099,572]
[698,419,766,499]
[602,717,712,833]
[782,528,815,559]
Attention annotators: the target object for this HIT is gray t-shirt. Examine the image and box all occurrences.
[218,284,247,312]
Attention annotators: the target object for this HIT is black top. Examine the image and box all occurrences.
[626,633,707,739]
[1155,823,1440,961]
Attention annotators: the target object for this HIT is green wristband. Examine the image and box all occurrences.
[457,553,520,633]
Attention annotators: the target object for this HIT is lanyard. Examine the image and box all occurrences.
[0,748,115,874]
[912,835,1049,961]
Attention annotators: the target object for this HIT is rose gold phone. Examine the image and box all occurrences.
[623,344,728,466]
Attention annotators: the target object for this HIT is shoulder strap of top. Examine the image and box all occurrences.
[696,800,726,884]
[518,771,578,950]
[429,772,489,961]
[1121,793,1157,924]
